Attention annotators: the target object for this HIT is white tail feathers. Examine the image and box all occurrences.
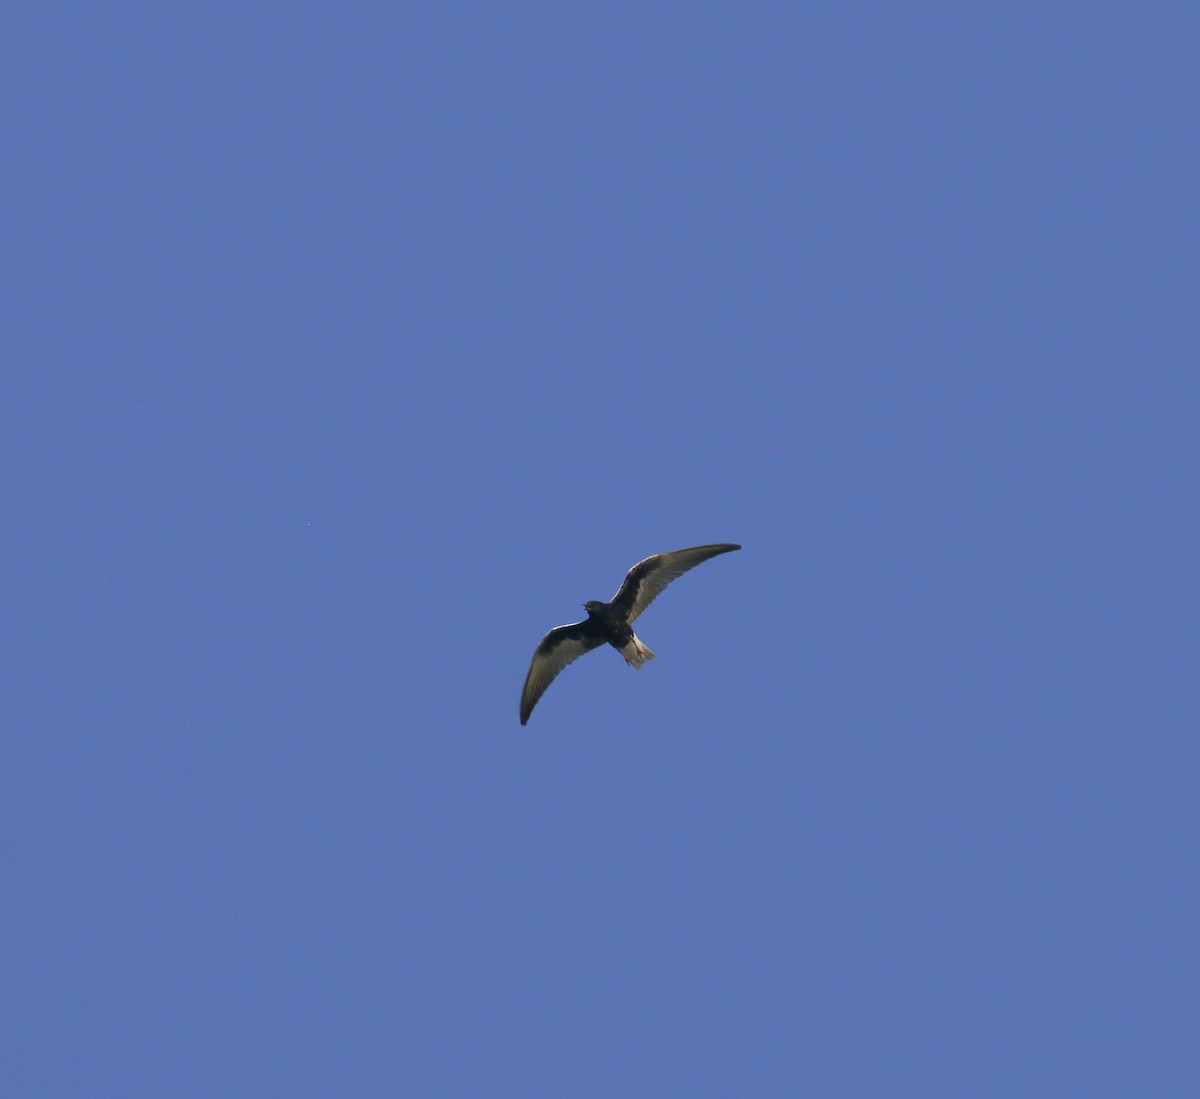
[620,634,656,668]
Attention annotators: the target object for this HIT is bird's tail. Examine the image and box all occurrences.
[620,634,656,668]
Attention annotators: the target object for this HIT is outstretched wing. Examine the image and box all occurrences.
[610,543,741,623]
[520,620,606,725]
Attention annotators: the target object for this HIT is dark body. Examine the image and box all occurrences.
[519,543,741,725]
[580,598,636,653]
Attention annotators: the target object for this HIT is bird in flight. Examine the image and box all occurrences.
[520,543,741,725]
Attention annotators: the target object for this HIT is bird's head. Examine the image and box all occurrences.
[583,600,603,615]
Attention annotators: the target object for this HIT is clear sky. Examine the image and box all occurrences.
[5,4,1196,1096]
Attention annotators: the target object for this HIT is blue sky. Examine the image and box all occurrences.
[5,4,1196,1095]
